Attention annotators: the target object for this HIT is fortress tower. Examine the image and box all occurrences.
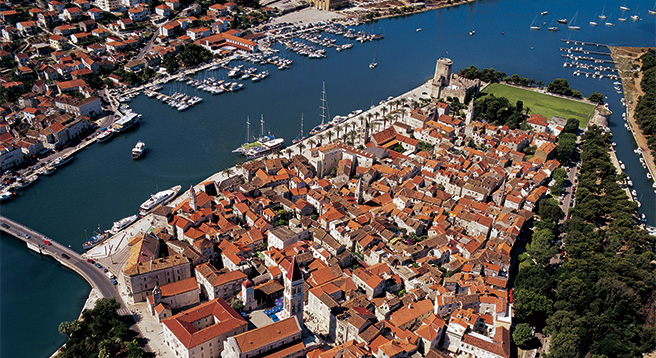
[431,57,453,98]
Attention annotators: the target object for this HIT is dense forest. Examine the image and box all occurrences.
[634,48,656,165]
[513,125,656,357]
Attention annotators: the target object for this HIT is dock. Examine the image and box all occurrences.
[560,39,607,47]
[559,47,612,56]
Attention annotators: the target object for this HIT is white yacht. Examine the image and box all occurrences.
[139,185,182,216]
[108,214,139,235]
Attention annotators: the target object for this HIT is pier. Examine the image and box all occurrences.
[0,215,129,314]
[560,39,607,47]
[559,47,612,56]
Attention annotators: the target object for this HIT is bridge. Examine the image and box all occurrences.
[0,215,129,314]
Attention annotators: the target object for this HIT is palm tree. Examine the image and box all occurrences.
[335,125,342,139]
[381,106,388,119]
[326,130,334,142]
[399,108,407,122]
[285,148,292,158]
[317,133,325,146]
[308,138,316,148]
[224,167,233,177]
[342,133,349,143]
[394,99,401,110]
[297,142,306,155]
[388,102,394,114]
[275,149,282,158]
[374,111,381,121]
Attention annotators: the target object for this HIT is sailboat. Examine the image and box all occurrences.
[292,113,307,144]
[369,61,377,69]
[530,14,541,30]
[631,6,641,21]
[649,1,656,14]
[589,14,599,26]
[619,2,629,12]
[309,82,331,136]
[568,11,581,30]
[599,5,607,19]
[540,10,548,16]
[547,16,560,31]
[618,8,627,21]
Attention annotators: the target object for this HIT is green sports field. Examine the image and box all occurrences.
[483,83,596,128]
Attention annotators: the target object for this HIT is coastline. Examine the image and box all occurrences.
[608,46,656,184]
[338,0,477,23]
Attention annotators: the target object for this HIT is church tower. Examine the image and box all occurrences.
[283,256,304,324]
[355,178,363,205]
[188,185,197,211]
[241,279,255,311]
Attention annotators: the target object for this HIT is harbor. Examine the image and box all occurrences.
[1,1,655,356]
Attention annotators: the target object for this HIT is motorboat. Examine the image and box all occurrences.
[43,165,56,176]
[139,185,182,216]
[0,190,16,202]
[53,153,74,167]
[369,62,377,69]
[14,175,38,190]
[96,127,114,143]
[132,141,145,159]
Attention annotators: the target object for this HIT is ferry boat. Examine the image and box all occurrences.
[107,214,139,235]
[0,190,16,202]
[132,141,145,159]
[53,153,74,167]
[82,230,110,250]
[14,175,38,190]
[244,138,285,159]
[139,185,182,216]
[112,112,140,133]
[96,127,114,143]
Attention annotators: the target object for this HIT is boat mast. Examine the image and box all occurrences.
[261,114,265,138]
[246,116,250,142]
[301,113,304,136]
[320,81,326,125]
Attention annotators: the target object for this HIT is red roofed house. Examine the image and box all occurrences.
[223,316,304,358]
[526,114,548,133]
[162,298,248,358]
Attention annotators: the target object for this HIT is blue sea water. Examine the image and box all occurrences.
[1,0,654,355]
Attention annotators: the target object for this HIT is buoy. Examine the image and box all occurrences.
[502,32,504,35]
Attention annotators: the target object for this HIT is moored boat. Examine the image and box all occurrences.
[112,112,140,133]
[96,127,114,143]
[0,190,16,202]
[245,138,285,159]
[53,153,74,167]
[139,185,182,216]
[43,165,56,175]
[82,230,110,250]
[107,214,139,235]
[14,175,38,190]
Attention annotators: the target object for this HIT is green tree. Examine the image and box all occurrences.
[527,228,557,266]
[513,323,534,349]
[513,288,552,325]
[163,55,179,74]
[537,197,563,222]
[588,91,604,104]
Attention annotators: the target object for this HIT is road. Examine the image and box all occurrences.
[0,215,130,315]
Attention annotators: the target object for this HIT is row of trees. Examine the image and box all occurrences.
[546,78,583,98]
[513,126,656,357]
[634,48,656,165]
[164,44,214,74]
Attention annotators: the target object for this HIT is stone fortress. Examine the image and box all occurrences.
[430,57,481,102]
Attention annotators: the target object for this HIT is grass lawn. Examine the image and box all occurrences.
[483,83,596,128]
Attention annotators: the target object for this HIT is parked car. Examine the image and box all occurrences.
[60,253,70,259]
[87,259,95,264]
[110,279,118,285]
[1,223,9,229]
[43,240,52,246]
